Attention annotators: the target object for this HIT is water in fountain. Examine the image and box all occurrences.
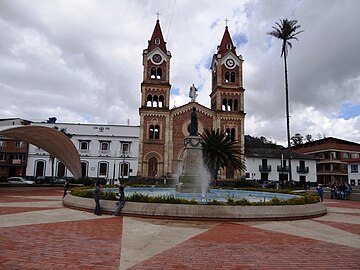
[176,135,210,195]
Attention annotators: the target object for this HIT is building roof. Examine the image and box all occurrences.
[217,26,237,55]
[147,20,167,54]
[292,137,360,153]
[245,148,318,160]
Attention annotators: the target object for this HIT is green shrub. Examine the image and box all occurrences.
[70,187,319,206]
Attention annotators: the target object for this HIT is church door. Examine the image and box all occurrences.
[148,157,158,177]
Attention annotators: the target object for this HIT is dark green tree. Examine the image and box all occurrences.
[268,18,303,185]
[291,133,303,146]
[201,128,245,185]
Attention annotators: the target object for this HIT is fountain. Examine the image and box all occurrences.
[176,107,210,194]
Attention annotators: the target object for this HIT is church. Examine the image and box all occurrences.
[137,19,245,182]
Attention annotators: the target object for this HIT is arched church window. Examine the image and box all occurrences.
[234,99,239,111]
[225,128,231,140]
[230,72,235,83]
[159,95,164,108]
[225,72,230,83]
[153,95,158,107]
[227,43,232,49]
[149,125,160,139]
[157,67,162,79]
[155,38,160,45]
[231,128,236,141]
[151,67,156,79]
[154,125,160,139]
[147,94,153,107]
[222,98,227,111]
[228,99,233,111]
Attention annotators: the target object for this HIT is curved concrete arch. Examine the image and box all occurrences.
[0,125,81,179]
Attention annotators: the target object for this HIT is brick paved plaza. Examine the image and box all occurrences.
[0,187,359,269]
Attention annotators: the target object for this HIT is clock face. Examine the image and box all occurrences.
[152,54,162,64]
[226,59,235,68]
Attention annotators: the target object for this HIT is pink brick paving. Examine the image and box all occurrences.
[314,219,360,235]
[0,217,123,270]
[129,222,360,270]
[0,207,61,215]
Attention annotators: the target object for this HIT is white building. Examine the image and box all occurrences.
[348,162,360,186]
[26,122,139,182]
[245,148,318,186]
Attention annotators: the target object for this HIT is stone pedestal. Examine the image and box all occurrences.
[176,136,209,193]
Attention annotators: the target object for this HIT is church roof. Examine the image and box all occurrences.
[147,20,167,53]
[217,26,236,55]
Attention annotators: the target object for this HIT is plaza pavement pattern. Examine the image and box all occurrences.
[0,187,359,270]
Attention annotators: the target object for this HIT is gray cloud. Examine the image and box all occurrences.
[0,0,359,143]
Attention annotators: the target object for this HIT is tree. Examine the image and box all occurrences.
[305,134,313,143]
[268,18,303,185]
[201,128,245,185]
[291,133,303,146]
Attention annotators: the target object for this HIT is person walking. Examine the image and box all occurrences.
[62,179,70,198]
[316,184,324,202]
[94,181,102,215]
[113,185,125,216]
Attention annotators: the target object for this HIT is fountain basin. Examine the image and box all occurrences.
[63,189,327,221]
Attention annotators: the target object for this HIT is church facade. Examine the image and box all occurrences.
[137,20,245,181]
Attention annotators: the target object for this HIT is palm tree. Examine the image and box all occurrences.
[268,19,303,186]
[201,128,245,186]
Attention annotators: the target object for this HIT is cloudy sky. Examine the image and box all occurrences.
[0,0,359,145]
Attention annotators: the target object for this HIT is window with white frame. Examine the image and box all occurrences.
[121,142,131,156]
[350,164,359,173]
[351,153,359,159]
[0,140,5,147]
[98,162,108,177]
[79,141,89,150]
[100,141,110,151]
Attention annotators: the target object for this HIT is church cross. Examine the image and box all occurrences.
[224,18,229,26]
[156,12,161,20]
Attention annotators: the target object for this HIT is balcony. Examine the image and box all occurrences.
[119,151,132,157]
[297,166,309,173]
[79,149,91,156]
[277,165,289,172]
[259,165,271,172]
[99,150,111,156]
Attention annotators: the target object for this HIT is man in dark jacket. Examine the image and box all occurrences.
[94,181,102,215]
[113,186,125,216]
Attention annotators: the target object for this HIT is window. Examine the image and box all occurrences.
[245,172,250,178]
[155,38,160,44]
[225,71,230,82]
[351,153,359,159]
[0,153,5,161]
[150,67,162,80]
[0,140,5,147]
[343,152,350,159]
[226,128,235,141]
[121,142,131,156]
[81,162,88,177]
[226,43,232,49]
[79,141,89,150]
[57,162,66,178]
[230,72,235,83]
[98,162,108,177]
[350,164,359,173]
[149,125,160,139]
[120,163,129,178]
[100,141,110,151]
[299,160,305,168]
[16,141,25,148]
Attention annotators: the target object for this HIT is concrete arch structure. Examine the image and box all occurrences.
[0,125,81,179]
